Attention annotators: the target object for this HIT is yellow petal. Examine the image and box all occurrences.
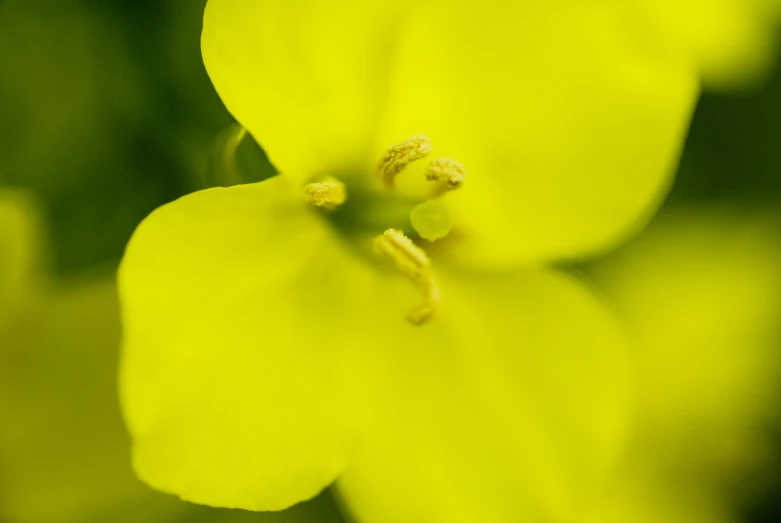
[572,208,781,523]
[375,1,698,267]
[626,0,781,89]
[336,269,631,523]
[592,208,781,487]
[0,276,152,523]
[202,0,406,179]
[119,176,397,511]
[202,1,699,267]
[0,188,46,327]
[579,475,735,523]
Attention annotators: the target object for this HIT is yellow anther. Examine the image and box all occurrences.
[374,229,430,280]
[374,229,441,325]
[303,177,347,209]
[425,157,465,192]
[377,135,432,188]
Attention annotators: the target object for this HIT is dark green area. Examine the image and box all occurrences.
[0,0,273,273]
[674,71,781,205]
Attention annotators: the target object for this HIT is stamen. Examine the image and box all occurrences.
[303,177,347,209]
[425,157,465,194]
[407,277,441,326]
[374,229,441,325]
[373,229,430,281]
[377,135,432,188]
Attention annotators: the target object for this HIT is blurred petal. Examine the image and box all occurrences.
[592,208,781,477]
[580,208,781,523]
[119,177,397,511]
[579,476,735,523]
[336,269,631,523]
[626,0,781,89]
[0,188,46,326]
[377,2,697,267]
[0,276,151,523]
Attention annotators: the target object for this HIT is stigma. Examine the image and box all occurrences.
[374,229,440,325]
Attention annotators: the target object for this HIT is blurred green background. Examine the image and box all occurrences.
[0,0,275,274]
[1,1,780,522]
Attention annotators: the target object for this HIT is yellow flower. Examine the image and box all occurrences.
[578,208,781,523]
[117,0,738,521]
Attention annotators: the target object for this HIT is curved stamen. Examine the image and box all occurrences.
[373,228,441,325]
[406,276,440,326]
[377,135,432,188]
[425,157,465,197]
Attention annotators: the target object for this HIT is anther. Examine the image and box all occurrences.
[374,229,430,281]
[377,135,432,188]
[374,229,441,325]
[303,177,347,210]
[425,157,465,195]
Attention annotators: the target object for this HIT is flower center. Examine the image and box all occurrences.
[302,134,465,325]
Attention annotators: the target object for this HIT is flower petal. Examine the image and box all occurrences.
[579,476,734,523]
[0,188,46,326]
[591,208,781,485]
[627,0,781,89]
[375,1,698,266]
[119,177,397,511]
[201,0,406,179]
[0,276,152,523]
[203,0,699,266]
[571,208,781,523]
[336,269,631,523]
